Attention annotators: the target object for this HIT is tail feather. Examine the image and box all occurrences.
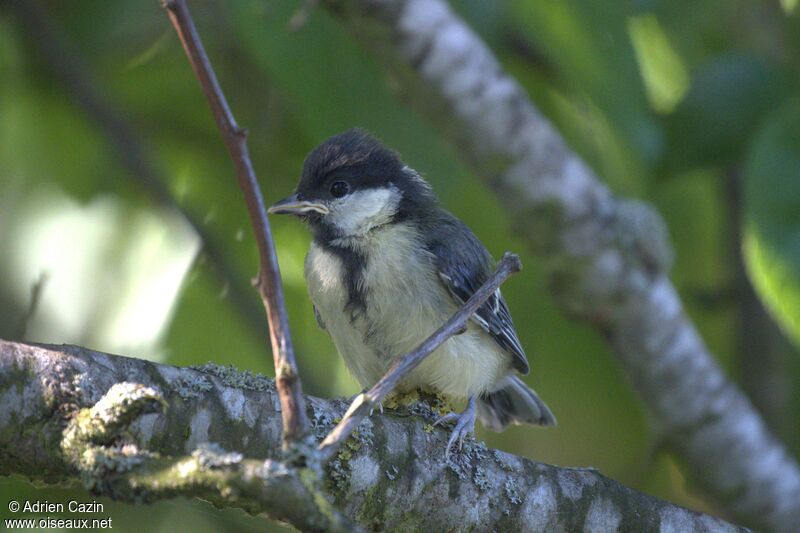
[477,375,556,432]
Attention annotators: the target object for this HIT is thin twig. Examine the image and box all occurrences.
[15,271,48,340]
[162,0,309,445]
[318,252,522,461]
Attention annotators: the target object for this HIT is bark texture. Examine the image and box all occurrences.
[0,339,747,531]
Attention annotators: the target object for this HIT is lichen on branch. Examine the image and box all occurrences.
[0,340,749,531]
[57,378,355,531]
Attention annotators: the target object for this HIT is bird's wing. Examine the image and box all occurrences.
[426,215,530,375]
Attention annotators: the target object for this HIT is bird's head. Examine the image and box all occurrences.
[268,129,436,241]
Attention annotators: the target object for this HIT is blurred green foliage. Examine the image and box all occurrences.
[744,99,800,348]
[1,1,799,530]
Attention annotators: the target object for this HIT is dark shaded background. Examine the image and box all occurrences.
[1,1,799,530]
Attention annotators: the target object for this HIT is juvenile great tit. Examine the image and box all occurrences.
[269,129,555,455]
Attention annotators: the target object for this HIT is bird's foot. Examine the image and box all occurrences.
[433,396,476,460]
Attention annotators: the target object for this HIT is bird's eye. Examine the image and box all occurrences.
[330,181,350,198]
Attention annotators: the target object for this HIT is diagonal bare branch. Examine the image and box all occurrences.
[318,252,522,461]
[162,0,309,445]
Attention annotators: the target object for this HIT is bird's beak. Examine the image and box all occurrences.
[267,194,329,216]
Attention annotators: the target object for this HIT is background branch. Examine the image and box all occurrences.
[0,339,748,531]
[321,0,800,531]
[163,0,308,445]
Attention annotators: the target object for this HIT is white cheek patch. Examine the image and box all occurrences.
[328,186,401,236]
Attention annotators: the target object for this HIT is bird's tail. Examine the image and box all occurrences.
[477,375,556,432]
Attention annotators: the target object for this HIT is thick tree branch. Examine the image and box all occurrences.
[162,0,309,445]
[0,339,748,531]
[59,381,355,532]
[319,252,521,460]
[321,1,800,531]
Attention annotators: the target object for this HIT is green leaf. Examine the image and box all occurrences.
[743,98,800,348]
[510,0,663,166]
[627,13,690,114]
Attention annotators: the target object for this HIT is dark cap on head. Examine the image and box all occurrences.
[298,129,404,195]
[295,129,436,209]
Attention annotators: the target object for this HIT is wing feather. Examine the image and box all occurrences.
[426,213,530,375]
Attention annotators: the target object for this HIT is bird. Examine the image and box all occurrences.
[268,129,555,456]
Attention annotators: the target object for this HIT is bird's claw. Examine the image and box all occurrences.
[434,397,476,460]
[433,412,460,427]
[368,402,384,417]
